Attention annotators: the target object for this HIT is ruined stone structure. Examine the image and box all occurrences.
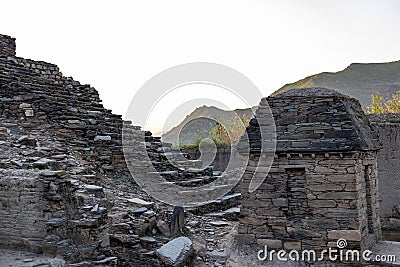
[369,114,400,233]
[0,33,144,264]
[181,147,231,172]
[0,34,238,266]
[238,88,382,252]
[2,33,400,266]
[0,34,16,57]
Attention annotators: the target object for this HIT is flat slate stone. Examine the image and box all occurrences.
[206,207,240,218]
[33,158,56,166]
[132,207,148,214]
[127,198,154,206]
[140,236,157,243]
[40,170,65,177]
[46,218,66,227]
[209,221,229,227]
[156,237,193,267]
[94,135,111,141]
[83,184,103,191]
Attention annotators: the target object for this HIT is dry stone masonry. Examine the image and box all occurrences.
[237,88,382,253]
[0,33,142,265]
[0,33,240,266]
[0,34,16,57]
[369,114,400,236]
[1,33,400,266]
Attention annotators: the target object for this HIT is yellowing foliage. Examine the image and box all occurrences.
[367,91,400,114]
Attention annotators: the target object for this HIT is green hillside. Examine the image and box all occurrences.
[273,60,400,107]
[161,105,254,146]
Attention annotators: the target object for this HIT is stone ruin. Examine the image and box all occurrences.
[1,34,400,266]
[0,33,137,264]
[0,34,241,266]
[237,88,383,254]
[369,114,400,238]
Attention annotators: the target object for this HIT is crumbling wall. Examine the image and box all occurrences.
[369,115,400,229]
[0,169,111,261]
[0,170,46,252]
[0,36,135,176]
[0,33,138,264]
[0,34,16,57]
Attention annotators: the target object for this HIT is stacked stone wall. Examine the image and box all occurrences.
[237,89,381,254]
[0,34,139,264]
[238,152,379,251]
[0,37,138,176]
[0,34,16,57]
[369,115,400,230]
[0,170,46,252]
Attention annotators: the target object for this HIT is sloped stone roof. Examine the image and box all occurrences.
[244,88,381,153]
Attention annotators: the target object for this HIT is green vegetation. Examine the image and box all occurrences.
[385,92,400,113]
[179,114,250,149]
[367,91,400,114]
[210,122,231,148]
[368,93,385,114]
[179,131,205,149]
[210,114,249,148]
[162,105,254,147]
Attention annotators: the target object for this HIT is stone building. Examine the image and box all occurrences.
[238,88,382,252]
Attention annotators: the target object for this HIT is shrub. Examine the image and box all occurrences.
[367,91,400,114]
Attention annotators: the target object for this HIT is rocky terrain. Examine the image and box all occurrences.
[2,33,400,267]
[0,33,243,267]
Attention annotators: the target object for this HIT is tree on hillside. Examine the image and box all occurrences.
[367,91,400,114]
[385,92,400,113]
[210,114,250,148]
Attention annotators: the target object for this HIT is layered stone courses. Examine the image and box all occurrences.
[369,114,400,233]
[0,34,237,266]
[0,34,16,57]
[1,33,400,265]
[238,89,382,253]
[0,33,141,264]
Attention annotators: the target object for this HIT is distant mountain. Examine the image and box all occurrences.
[273,60,400,107]
[161,105,254,146]
[162,60,400,144]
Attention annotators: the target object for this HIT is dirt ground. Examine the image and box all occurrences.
[0,249,65,267]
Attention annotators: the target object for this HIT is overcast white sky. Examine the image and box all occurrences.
[1,0,399,133]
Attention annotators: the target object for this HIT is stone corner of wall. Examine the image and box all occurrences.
[0,34,17,57]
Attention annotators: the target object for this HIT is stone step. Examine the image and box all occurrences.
[189,193,242,215]
[173,175,219,187]
[205,206,241,220]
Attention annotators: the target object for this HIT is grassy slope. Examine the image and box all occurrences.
[161,106,254,146]
[273,60,400,106]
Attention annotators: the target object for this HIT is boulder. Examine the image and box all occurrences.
[156,237,193,266]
